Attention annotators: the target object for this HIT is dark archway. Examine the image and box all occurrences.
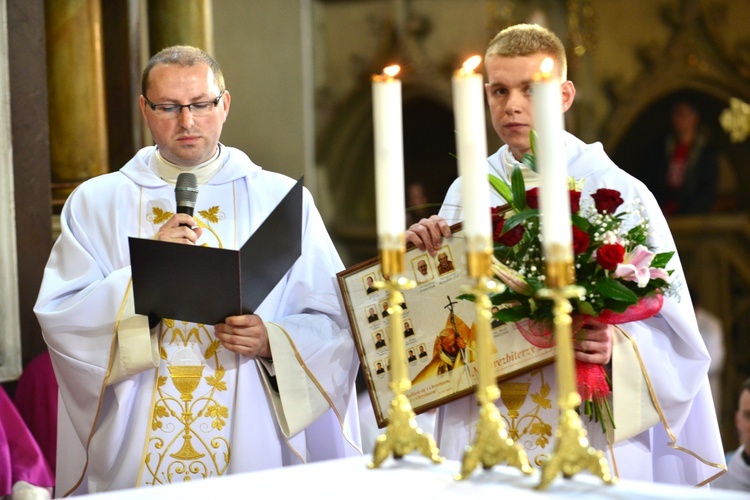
[403,96,457,225]
[611,89,742,213]
[318,87,457,266]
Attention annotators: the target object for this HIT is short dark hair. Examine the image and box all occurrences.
[141,45,225,97]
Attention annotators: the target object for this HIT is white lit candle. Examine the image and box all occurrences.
[452,55,492,250]
[372,65,405,248]
[532,58,573,264]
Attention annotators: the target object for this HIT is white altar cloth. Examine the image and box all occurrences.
[83,455,744,499]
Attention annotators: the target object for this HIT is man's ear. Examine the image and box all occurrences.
[561,80,576,112]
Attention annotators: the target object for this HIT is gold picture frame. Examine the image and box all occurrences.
[336,224,556,427]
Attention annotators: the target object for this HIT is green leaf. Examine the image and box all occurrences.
[496,306,532,323]
[529,130,539,161]
[521,152,536,171]
[511,165,527,210]
[650,251,674,269]
[596,278,638,304]
[576,301,596,317]
[571,213,590,231]
[504,209,538,230]
[489,174,513,204]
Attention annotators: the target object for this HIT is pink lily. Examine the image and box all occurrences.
[612,245,670,288]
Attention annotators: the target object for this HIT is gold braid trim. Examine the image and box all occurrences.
[64,278,134,497]
[606,441,620,479]
[615,326,727,486]
[271,322,363,456]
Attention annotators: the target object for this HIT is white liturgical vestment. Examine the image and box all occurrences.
[35,145,362,495]
[434,132,726,487]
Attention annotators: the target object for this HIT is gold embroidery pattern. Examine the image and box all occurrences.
[148,206,226,248]
[143,320,233,485]
[497,368,553,466]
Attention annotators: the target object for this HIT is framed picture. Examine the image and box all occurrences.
[337,224,556,428]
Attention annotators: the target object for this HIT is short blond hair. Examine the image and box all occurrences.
[485,24,567,79]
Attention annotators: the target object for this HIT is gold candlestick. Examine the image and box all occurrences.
[456,245,532,479]
[368,246,443,468]
[535,257,615,490]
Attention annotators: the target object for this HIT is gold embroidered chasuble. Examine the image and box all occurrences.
[137,184,239,485]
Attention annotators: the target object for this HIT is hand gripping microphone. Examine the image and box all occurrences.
[175,173,198,225]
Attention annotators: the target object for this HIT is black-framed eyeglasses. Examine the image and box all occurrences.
[144,91,224,118]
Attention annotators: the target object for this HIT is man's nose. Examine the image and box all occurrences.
[178,106,195,127]
[504,91,522,114]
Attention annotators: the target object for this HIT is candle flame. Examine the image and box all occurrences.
[373,64,401,82]
[459,55,482,75]
[540,57,554,78]
[383,65,400,77]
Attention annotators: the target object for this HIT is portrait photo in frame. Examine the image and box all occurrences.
[336,224,556,427]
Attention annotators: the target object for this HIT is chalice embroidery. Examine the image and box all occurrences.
[168,347,206,460]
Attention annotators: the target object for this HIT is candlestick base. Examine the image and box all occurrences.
[368,277,443,469]
[537,405,615,490]
[456,395,534,480]
[368,392,443,468]
[535,285,616,490]
[456,272,532,479]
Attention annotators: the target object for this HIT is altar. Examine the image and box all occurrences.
[83,455,741,499]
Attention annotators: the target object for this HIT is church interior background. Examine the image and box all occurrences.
[3,0,750,456]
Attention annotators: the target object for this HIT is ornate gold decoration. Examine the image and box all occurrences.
[499,381,531,419]
[456,249,532,479]
[369,249,443,468]
[168,364,206,460]
[535,285,615,490]
[499,376,554,453]
[144,325,231,484]
[720,97,750,143]
[378,243,406,276]
[543,247,574,289]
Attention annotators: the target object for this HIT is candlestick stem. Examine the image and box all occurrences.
[535,279,616,489]
[368,248,443,468]
[456,248,532,479]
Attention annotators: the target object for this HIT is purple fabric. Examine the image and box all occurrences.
[0,385,54,496]
[13,350,58,475]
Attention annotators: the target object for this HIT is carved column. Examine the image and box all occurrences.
[45,0,109,207]
[147,0,214,54]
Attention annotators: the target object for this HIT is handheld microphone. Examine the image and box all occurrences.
[175,173,198,225]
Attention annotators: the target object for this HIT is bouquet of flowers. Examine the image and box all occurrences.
[481,151,673,433]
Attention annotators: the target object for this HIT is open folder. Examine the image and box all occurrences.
[129,177,303,325]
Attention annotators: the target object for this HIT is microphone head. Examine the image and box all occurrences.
[175,173,198,214]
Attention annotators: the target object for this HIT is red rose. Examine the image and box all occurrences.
[572,226,590,254]
[525,187,580,213]
[591,188,624,214]
[493,218,525,247]
[569,190,581,213]
[491,206,505,225]
[596,243,625,271]
[525,188,539,209]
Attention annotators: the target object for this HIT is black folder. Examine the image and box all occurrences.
[129,177,303,325]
